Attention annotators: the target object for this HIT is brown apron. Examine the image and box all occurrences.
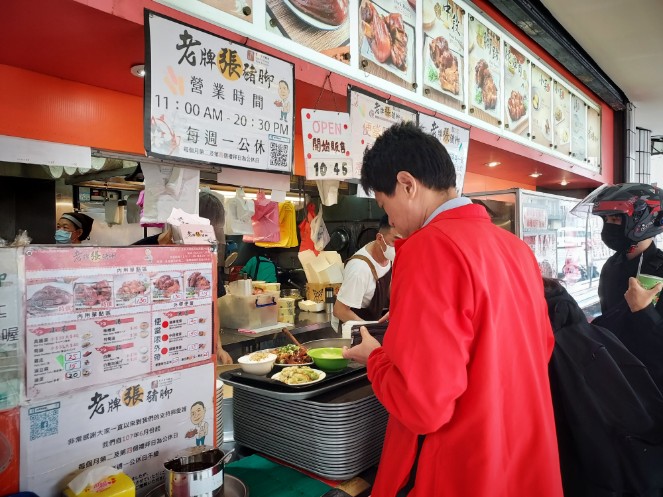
[346,254,392,321]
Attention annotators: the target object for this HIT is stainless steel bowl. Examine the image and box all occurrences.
[164,446,233,497]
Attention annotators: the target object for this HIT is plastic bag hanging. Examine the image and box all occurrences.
[299,202,318,254]
[310,205,330,251]
[243,190,280,243]
[224,187,254,235]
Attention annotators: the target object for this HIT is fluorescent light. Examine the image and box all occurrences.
[529,172,542,178]
[485,161,501,167]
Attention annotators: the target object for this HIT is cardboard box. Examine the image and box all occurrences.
[306,283,341,303]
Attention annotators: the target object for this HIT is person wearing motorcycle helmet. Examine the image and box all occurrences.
[574,183,663,392]
[573,183,663,314]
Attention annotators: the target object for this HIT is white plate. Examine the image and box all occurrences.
[281,0,345,31]
[273,361,314,367]
[272,367,326,385]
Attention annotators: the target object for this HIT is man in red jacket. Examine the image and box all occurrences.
[344,122,563,497]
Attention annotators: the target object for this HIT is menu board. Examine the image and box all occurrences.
[348,88,418,179]
[0,249,21,410]
[24,246,215,401]
[530,66,552,147]
[553,81,571,155]
[503,43,529,137]
[423,0,465,112]
[419,113,470,194]
[358,0,416,88]
[20,363,215,497]
[468,16,501,125]
[587,106,601,167]
[146,11,294,173]
[265,0,350,64]
[301,109,353,180]
[571,94,587,161]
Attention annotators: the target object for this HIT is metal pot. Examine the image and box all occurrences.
[164,446,234,497]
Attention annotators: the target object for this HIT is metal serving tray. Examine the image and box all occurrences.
[220,362,367,400]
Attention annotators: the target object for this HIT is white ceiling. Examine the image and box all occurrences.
[540,0,663,136]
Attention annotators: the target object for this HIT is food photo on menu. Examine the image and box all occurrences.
[504,44,529,135]
[73,278,113,310]
[359,0,415,83]
[151,273,183,301]
[114,273,151,307]
[468,16,501,120]
[265,0,350,64]
[26,281,73,316]
[184,270,212,298]
[423,0,465,107]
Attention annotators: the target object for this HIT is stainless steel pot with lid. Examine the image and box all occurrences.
[164,446,234,497]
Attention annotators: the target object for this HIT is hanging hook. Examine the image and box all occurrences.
[313,72,340,112]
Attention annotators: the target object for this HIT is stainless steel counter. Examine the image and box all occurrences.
[220,312,338,360]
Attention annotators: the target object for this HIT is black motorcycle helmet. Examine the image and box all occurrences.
[571,183,663,243]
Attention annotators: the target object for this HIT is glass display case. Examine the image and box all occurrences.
[467,188,610,313]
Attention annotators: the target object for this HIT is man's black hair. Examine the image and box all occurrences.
[378,214,391,232]
[360,121,456,196]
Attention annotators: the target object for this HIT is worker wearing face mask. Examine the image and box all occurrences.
[333,215,401,326]
[55,212,94,244]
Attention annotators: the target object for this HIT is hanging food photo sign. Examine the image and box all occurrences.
[586,106,601,168]
[422,0,465,112]
[419,113,470,194]
[468,15,501,126]
[503,42,529,137]
[301,109,353,180]
[145,11,294,173]
[358,0,416,89]
[348,87,418,180]
[530,65,553,147]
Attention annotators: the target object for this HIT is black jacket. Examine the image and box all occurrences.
[545,283,663,497]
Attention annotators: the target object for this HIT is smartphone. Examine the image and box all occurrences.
[350,322,389,347]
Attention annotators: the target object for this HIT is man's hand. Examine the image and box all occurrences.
[625,276,663,312]
[378,312,389,323]
[217,347,233,365]
[342,326,381,365]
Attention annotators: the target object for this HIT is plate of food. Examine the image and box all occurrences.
[281,0,349,31]
[271,366,326,385]
[272,344,313,366]
[424,35,463,101]
[506,89,528,132]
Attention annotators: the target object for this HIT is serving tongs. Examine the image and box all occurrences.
[281,327,307,352]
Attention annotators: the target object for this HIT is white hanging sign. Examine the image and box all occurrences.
[301,109,353,180]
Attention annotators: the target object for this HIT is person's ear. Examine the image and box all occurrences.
[395,171,417,198]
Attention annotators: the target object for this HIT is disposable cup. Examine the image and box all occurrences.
[637,273,663,305]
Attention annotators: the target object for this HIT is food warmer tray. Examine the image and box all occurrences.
[219,362,367,400]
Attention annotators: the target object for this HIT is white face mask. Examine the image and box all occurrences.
[379,235,396,262]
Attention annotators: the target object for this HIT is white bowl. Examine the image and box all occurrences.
[237,352,277,375]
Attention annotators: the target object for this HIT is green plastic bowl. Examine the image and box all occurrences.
[307,347,349,372]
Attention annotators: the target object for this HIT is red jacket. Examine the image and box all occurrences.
[368,204,562,497]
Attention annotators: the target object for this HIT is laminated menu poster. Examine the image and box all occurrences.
[530,66,552,147]
[586,106,601,168]
[553,81,571,155]
[419,113,469,194]
[0,248,21,410]
[24,246,215,401]
[422,0,465,112]
[571,94,587,162]
[358,0,416,88]
[468,15,501,125]
[146,11,294,173]
[265,0,350,65]
[503,42,529,137]
[348,87,417,179]
[20,363,215,497]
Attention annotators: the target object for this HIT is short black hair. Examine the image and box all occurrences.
[378,214,391,232]
[360,121,456,196]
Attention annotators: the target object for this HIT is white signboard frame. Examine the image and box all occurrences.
[348,87,418,180]
[145,11,294,173]
[301,109,353,180]
[419,114,470,194]
[20,363,215,496]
